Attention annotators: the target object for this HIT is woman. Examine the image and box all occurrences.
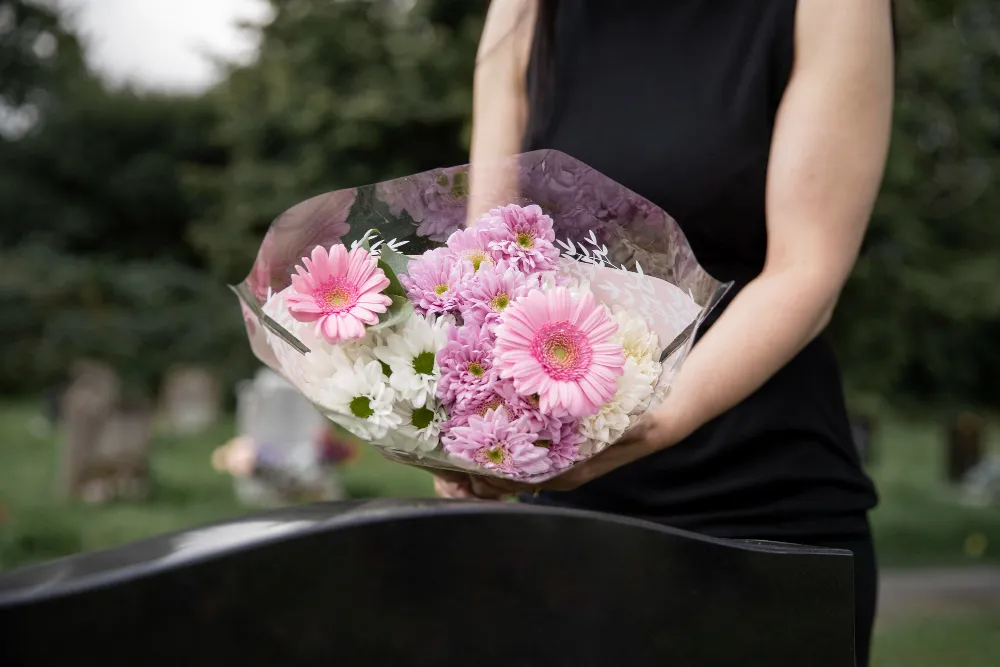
[436,1,894,664]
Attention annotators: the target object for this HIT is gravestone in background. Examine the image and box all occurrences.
[57,361,152,502]
[947,411,984,482]
[850,414,877,465]
[0,500,856,667]
[233,368,342,506]
[159,366,221,435]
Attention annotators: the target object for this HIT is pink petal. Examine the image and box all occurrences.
[321,315,341,342]
[576,305,609,336]
[345,248,370,284]
[569,291,596,326]
[287,295,321,311]
[563,384,589,417]
[328,244,349,279]
[587,320,619,343]
[504,318,536,344]
[349,306,380,325]
[308,246,332,282]
[292,310,322,323]
[358,272,389,295]
[577,376,605,406]
[545,288,570,323]
[290,271,312,294]
[356,292,391,308]
[339,314,366,339]
[589,363,619,381]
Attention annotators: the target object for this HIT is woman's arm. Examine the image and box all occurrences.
[475,0,895,496]
[648,0,895,447]
[602,0,893,478]
[466,0,536,220]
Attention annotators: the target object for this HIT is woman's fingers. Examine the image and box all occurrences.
[434,475,474,499]
[469,476,514,500]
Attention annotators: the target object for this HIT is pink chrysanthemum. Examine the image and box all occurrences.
[494,378,552,433]
[446,226,501,273]
[482,203,560,273]
[442,376,548,433]
[494,287,625,419]
[400,247,473,316]
[441,391,509,432]
[436,324,497,414]
[535,420,585,471]
[459,261,538,329]
[286,244,392,343]
[443,408,551,477]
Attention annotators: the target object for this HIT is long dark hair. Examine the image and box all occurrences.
[522,0,897,149]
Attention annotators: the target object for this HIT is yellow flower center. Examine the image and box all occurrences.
[325,286,350,307]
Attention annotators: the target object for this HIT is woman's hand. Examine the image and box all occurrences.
[432,469,477,499]
[466,411,672,498]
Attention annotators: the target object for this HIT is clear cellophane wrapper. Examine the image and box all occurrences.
[234,150,729,483]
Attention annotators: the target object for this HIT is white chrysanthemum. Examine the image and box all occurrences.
[610,305,662,383]
[315,357,401,440]
[542,273,596,302]
[261,287,378,398]
[580,356,653,445]
[390,400,446,452]
[374,314,450,407]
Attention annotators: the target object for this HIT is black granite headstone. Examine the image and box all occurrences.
[0,500,855,666]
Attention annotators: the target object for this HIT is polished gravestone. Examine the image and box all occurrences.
[0,500,855,666]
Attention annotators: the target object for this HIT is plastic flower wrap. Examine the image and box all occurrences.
[233,150,730,483]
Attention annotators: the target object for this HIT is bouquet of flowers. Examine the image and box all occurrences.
[233,150,728,483]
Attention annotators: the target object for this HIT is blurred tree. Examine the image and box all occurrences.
[189,0,486,282]
[832,0,1000,408]
[0,0,87,119]
[0,87,249,396]
[0,0,249,396]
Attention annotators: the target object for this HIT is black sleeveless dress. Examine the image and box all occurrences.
[521,2,879,663]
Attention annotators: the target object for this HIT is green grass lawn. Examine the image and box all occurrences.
[0,401,432,570]
[868,418,1000,567]
[872,610,1000,667]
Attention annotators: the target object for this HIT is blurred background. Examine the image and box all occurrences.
[1,0,999,664]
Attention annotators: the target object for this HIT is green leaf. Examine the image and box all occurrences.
[370,294,413,332]
[377,258,406,297]
[379,243,411,277]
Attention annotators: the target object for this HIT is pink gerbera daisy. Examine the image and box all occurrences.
[442,408,551,477]
[459,261,538,329]
[400,247,473,316]
[446,226,501,273]
[482,203,560,273]
[286,244,392,344]
[494,287,625,419]
[535,420,585,471]
[436,324,497,414]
